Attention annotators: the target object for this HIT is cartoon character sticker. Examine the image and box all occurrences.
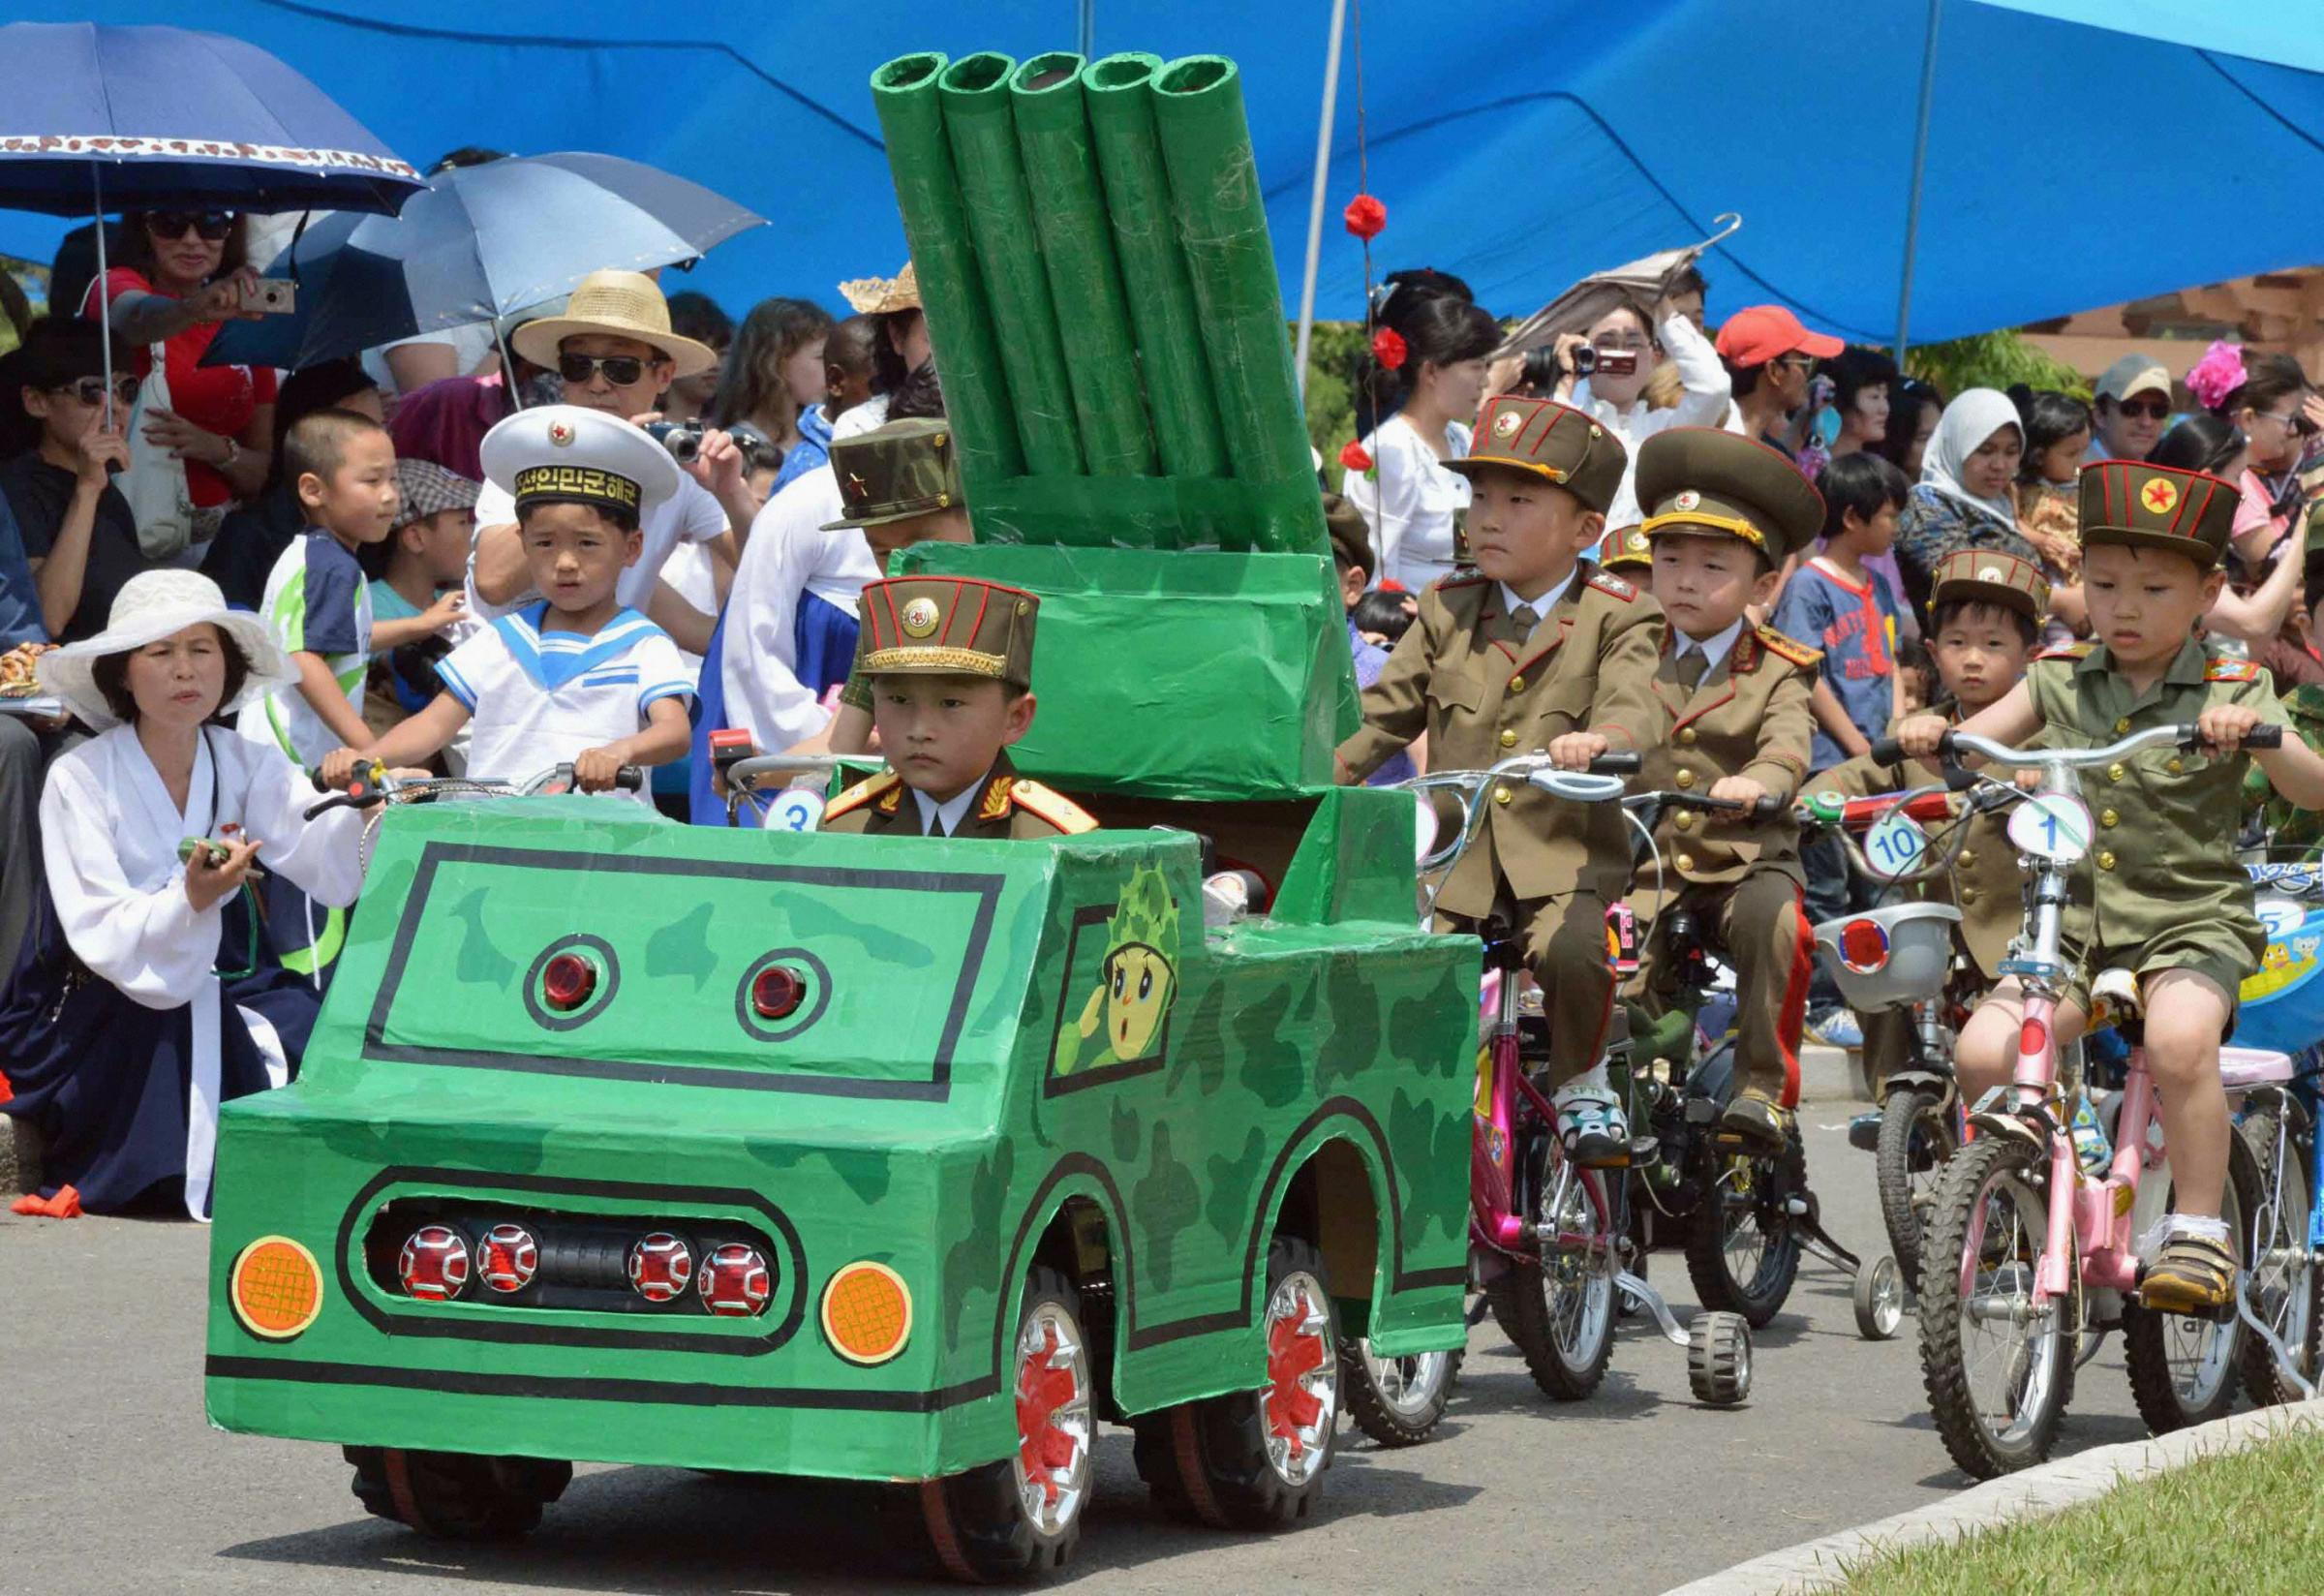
[1049,866,1180,1090]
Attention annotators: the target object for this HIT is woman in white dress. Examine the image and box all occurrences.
[0,572,364,1219]
[1343,292,1500,593]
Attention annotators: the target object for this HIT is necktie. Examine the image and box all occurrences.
[1509,602,1539,634]
[1674,647,1708,691]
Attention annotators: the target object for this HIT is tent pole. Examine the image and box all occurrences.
[1077,0,1093,58]
[1894,0,1943,364]
[1292,0,1349,400]
[93,165,115,427]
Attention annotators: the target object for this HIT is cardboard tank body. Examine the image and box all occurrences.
[206,46,1474,1549]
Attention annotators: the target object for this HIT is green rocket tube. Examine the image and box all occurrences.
[936,52,1086,477]
[1009,53,1156,479]
[1083,52,1229,481]
[1152,55,1326,552]
[868,52,1024,491]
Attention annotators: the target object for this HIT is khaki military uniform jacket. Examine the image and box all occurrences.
[1639,625,1816,891]
[1812,715,2020,979]
[1338,566,1666,917]
[2028,638,2279,958]
[821,752,1098,839]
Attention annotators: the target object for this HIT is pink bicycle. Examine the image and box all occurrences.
[1894,723,2298,1477]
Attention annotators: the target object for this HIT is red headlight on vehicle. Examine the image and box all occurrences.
[749,964,804,1020]
[398,1225,471,1302]
[474,1222,539,1294]
[627,1233,694,1303]
[697,1243,773,1317]
[542,952,596,1012]
[1838,918,1890,975]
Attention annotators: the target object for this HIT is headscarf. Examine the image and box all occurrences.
[1919,387,2024,533]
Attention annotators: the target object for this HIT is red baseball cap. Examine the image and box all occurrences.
[1714,305,1844,366]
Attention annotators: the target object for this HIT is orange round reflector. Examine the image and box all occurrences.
[229,1235,324,1339]
[821,1261,912,1366]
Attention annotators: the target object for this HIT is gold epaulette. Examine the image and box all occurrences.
[824,770,902,822]
[1754,624,1821,668]
[1010,779,1098,835]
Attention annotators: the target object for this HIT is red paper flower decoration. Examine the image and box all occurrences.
[1371,326,1408,371]
[1339,441,1373,474]
[1343,194,1387,241]
[1378,579,1407,593]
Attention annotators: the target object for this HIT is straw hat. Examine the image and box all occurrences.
[838,261,921,317]
[509,269,719,379]
[37,570,293,731]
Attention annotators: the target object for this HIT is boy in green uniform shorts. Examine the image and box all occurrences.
[1898,460,2324,1311]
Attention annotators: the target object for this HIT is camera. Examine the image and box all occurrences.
[238,277,296,316]
[645,419,781,471]
[1519,343,1638,391]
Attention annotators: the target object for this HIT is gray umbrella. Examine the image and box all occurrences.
[205,150,763,369]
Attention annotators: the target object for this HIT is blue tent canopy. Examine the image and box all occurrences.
[8,1,2324,344]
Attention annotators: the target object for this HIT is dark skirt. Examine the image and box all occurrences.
[0,880,321,1215]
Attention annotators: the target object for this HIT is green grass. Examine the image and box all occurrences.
[1838,1424,2324,1595]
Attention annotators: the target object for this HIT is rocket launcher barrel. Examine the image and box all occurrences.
[937,52,1086,477]
[1010,53,1157,480]
[1151,55,1324,550]
[1083,52,1229,481]
[868,52,1024,489]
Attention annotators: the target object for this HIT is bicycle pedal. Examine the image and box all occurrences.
[1847,1111,1881,1154]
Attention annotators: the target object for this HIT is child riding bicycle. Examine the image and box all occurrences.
[1336,395,1664,1166]
[1896,459,2324,1312]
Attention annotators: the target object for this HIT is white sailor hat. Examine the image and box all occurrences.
[478,404,682,523]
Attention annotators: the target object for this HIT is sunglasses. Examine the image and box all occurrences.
[57,375,142,409]
[558,353,657,387]
[2112,398,2170,420]
[144,209,233,242]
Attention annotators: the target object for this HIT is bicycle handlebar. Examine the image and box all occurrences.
[303,761,643,820]
[1870,722,2282,770]
[1631,788,1787,823]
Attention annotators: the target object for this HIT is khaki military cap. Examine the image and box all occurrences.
[1636,427,1824,567]
[1446,394,1628,515]
[2078,459,2237,570]
[1931,548,2050,619]
[857,575,1038,691]
[822,418,963,531]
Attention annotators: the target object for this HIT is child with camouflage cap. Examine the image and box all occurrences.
[1898,459,2324,1312]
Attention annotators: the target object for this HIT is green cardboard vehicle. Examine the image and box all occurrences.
[204,46,1479,1581]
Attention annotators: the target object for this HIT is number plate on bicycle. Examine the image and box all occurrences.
[2006,792,2094,864]
[1863,809,1930,881]
[766,788,826,833]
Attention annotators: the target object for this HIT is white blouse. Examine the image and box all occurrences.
[1342,414,1474,593]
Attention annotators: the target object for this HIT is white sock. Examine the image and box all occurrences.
[2166,1214,2232,1246]
[1557,1062,1612,1102]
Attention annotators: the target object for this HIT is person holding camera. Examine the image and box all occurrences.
[1527,292,1731,537]
[1342,292,1500,592]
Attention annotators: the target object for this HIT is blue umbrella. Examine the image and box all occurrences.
[206,152,766,371]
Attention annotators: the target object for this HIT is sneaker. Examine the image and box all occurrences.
[2139,1232,2237,1316]
[1808,1008,1864,1049]
[1554,1084,1631,1168]
[1717,1090,1794,1154]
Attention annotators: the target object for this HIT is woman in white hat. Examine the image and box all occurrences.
[0,571,366,1220]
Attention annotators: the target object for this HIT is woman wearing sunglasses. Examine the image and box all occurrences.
[77,207,273,531]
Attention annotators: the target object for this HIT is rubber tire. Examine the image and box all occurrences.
[922,1267,1089,1581]
[1876,1087,1955,1294]
[1684,1127,1805,1329]
[1853,1254,1905,1341]
[2123,1130,2264,1435]
[1687,1311,1752,1406]
[1484,1154,1619,1401]
[2239,1106,2323,1409]
[1337,1338,1462,1447]
[1916,1135,2075,1480]
[1130,1237,1338,1531]
[345,1446,571,1539]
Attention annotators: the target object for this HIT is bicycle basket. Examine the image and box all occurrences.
[1810,902,1961,1012]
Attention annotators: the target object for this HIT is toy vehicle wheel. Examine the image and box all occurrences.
[1686,1311,1752,1406]
[1684,1124,1804,1328]
[2124,1130,2263,1434]
[1876,1085,1956,1294]
[1338,1336,1461,1446]
[1129,1236,1339,1529]
[1485,1144,1618,1400]
[345,1446,571,1539]
[1916,1134,2075,1479]
[1853,1254,1905,1341]
[2238,1104,2322,1408]
[921,1266,1093,1581]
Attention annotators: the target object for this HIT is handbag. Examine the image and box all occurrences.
[118,338,197,563]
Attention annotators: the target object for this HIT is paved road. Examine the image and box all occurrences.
[0,1071,2162,1596]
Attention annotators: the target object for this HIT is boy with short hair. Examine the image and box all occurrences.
[1899,462,2324,1311]
[1337,395,1665,1163]
[319,405,694,803]
[819,576,1095,838]
[362,458,475,737]
[240,410,460,764]
[1632,428,1827,1151]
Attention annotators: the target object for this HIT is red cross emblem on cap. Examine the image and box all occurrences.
[2140,477,2179,514]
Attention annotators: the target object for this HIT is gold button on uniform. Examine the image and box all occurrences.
[1958,850,1976,869]
[2099,809,2118,828]
[1493,786,1512,806]
[2167,757,2185,774]
[1508,675,1525,693]
[1960,886,1980,905]
[1674,811,1695,832]
[1675,769,1697,789]
[2106,762,2125,782]
[1499,729,1518,748]
[1677,727,1698,747]
[1675,853,1696,873]
[2097,850,2117,871]
[2114,717,2131,734]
